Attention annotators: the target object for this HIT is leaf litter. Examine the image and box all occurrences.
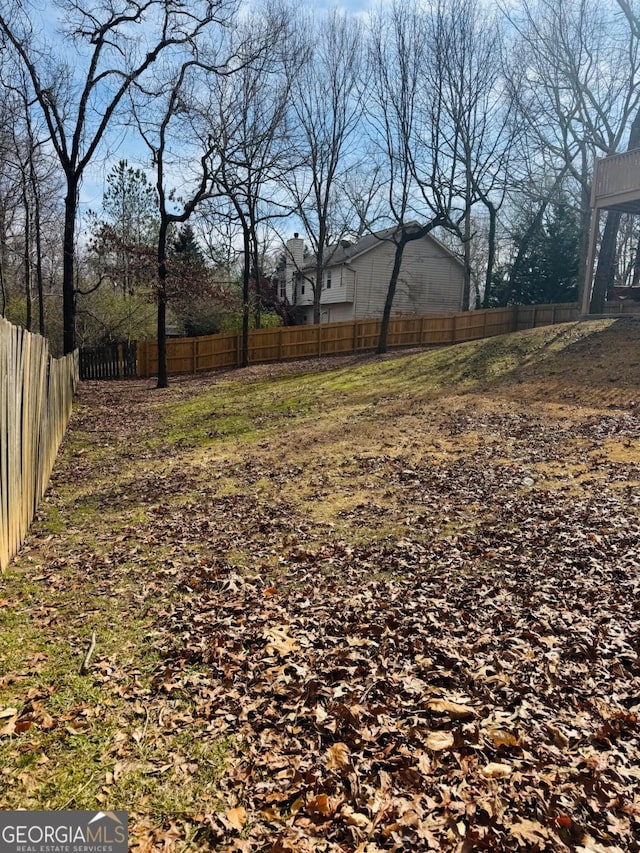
[2,321,640,851]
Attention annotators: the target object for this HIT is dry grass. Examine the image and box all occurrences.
[1,317,640,850]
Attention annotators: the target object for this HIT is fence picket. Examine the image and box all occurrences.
[1,317,78,571]
[131,302,584,379]
[79,342,137,380]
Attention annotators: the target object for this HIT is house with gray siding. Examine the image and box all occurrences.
[280,224,465,324]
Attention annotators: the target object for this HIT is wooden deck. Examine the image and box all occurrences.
[592,149,640,212]
[583,148,640,312]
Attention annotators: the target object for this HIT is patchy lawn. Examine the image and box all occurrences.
[2,318,640,852]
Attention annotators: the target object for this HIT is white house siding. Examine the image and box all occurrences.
[296,287,314,307]
[297,302,354,324]
[323,303,354,323]
[291,230,464,324]
[321,266,355,304]
[294,267,356,322]
[351,237,463,321]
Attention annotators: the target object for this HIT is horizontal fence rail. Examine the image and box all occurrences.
[1,318,78,571]
[136,303,581,379]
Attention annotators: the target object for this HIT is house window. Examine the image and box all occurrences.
[279,280,285,299]
[301,282,305,295]
[325,271,332,289]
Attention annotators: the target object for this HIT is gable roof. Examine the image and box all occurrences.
[300,222,464,271]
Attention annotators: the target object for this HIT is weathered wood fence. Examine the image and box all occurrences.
[136,303,580,378]
[79,342,137,380]
[1,317,79,571]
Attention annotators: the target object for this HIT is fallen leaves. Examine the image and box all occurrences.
[480,762,512,779]
[325,742,351,771]
[426,698,476,719]
[225,806,247,832]
[5,329,640,851]
[263,624,300,657]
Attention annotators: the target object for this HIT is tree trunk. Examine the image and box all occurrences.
[590,106,640,312]
[377,238,404,354]
[156,219,169,389]
[462,167,472,311]
[314,261,322,325]
[33,179,45,337]
[23,190,32,332]
[241,229,251,368]
[482,201,497,309]
[62,176,78,354]
[250,223,261,331]
[576,150,591,308]
[463,208,471,311]
[590,210,622,313]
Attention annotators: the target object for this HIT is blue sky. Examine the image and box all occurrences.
[312,0,375,10]
[77,0,383,226]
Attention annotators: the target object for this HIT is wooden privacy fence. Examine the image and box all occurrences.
[79,342,137,380]
[1,317,79,571]
[136,303,580,378]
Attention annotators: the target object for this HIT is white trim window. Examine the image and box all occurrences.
[325,270,332,289]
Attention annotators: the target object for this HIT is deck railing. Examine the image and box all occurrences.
[592,148,640,208]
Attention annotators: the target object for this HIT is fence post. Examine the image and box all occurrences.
[120,303,580,382]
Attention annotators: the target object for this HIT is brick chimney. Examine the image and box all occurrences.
[285,233,305,303]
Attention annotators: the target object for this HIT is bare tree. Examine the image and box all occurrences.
[0,61,62,335]
[0,114,20,320]
[9,68,61,335]
[132,4,277,386]
[435,0,516,309]
[502,0,640,310]
[283,8,365,324]
[133,59,223,388]
[0,0,237,353]
[209,8,292,365]
[366,0,465,354]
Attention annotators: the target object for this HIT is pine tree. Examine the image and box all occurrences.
[506,203,580,305]
[88,160,158,295]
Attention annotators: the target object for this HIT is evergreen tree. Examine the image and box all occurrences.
[497,203,580,306]
[169,224,224,337]
[87,160,158,295]
[171,224,204,266]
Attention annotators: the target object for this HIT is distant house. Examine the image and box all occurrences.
[278,224,465,324]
